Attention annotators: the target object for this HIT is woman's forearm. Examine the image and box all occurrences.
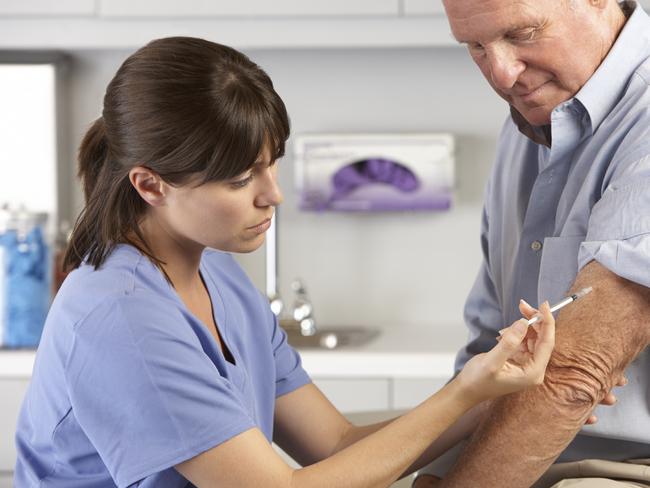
[333,401,485,480]
[401,401,486,477]
[291,380,475,488]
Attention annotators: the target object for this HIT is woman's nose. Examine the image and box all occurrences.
[256,166,284,207]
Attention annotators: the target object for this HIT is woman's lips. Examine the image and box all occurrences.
[248,218,272,234]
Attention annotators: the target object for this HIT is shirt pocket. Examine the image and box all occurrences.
[538,235,585,306]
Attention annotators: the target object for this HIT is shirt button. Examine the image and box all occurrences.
[531,240,543,252]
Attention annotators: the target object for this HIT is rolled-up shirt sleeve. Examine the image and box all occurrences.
[579,154,650,287]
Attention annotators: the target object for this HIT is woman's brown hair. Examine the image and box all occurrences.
[63,37,290,272]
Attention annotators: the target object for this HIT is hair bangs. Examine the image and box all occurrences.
[199,77,290,184]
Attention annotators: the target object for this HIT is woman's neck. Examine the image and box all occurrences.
[136,214,205,293]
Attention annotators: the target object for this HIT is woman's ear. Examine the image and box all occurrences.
[128,166,167,206]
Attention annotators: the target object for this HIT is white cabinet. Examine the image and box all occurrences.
[403,0,446,15]
[313,378,391,412]
[0,0,457,49]
[311,376,452,413]
[0,0,94,16]
[0,379,28,472]
[100,0,399,17]
[393,377,448,410]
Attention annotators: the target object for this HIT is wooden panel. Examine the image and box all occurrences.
[0,0,95,16]
[313,378,390,413]
[403,0,445,16]
[392,377,449,410]
[0,379,29,471]
[99,0,399,18]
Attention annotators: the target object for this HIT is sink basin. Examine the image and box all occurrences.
[282,325,380,349]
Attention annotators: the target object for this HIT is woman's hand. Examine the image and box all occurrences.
[455,301,555,404]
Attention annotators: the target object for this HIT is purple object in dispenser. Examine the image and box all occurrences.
[331,158,419,200]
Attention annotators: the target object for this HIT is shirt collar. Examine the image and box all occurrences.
[511,1,650,146]
[510,106,552,147]
[575,1,650,134]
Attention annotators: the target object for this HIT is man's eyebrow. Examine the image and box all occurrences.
[455,22,544,45]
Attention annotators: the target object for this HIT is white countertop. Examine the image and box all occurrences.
[0,325,467,380]
[299,325,465,378]
[0,350,37,379]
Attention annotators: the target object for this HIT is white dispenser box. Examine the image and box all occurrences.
[294,133,454,212]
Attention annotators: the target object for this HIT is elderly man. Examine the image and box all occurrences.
[415,0,650,487]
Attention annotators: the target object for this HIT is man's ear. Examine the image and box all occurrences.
[128,166,167,207]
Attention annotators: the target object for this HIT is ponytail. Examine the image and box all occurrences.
[62,118,148,272]
[78,118,108,201]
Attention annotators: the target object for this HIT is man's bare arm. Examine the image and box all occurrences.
[439,261,650,488]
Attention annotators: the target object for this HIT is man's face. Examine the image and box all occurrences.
[444,0,610,126]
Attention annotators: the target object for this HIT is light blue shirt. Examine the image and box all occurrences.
[14,244,311,487]
[457,1,650,461]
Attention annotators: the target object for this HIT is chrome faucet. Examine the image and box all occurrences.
[290,279,317,336]
[265,210,317,336]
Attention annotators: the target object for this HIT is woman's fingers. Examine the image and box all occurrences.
[532,301,555,365]
[585,415,598,425]
[486,319,529,365]
[518,299,538,320]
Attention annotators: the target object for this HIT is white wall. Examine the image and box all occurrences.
[63,47,508,331]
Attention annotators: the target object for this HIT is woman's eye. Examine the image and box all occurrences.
[230,175,253,189]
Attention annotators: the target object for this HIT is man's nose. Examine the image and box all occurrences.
[486,44,525,91]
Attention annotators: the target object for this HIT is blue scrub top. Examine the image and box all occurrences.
[14,244,312,487]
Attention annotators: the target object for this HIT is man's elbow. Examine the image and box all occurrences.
[541,349,615,422]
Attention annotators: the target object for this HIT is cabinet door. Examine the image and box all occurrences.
[312,378,390,413]
[392,377,449,410]
[0,0,94,15]
[0,379,29,472]
[403,0,445,15]
[100,0,399,17]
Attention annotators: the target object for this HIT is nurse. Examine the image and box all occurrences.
[14,37,555,488]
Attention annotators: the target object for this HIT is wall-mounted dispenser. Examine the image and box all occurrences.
[294,133,454,212]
